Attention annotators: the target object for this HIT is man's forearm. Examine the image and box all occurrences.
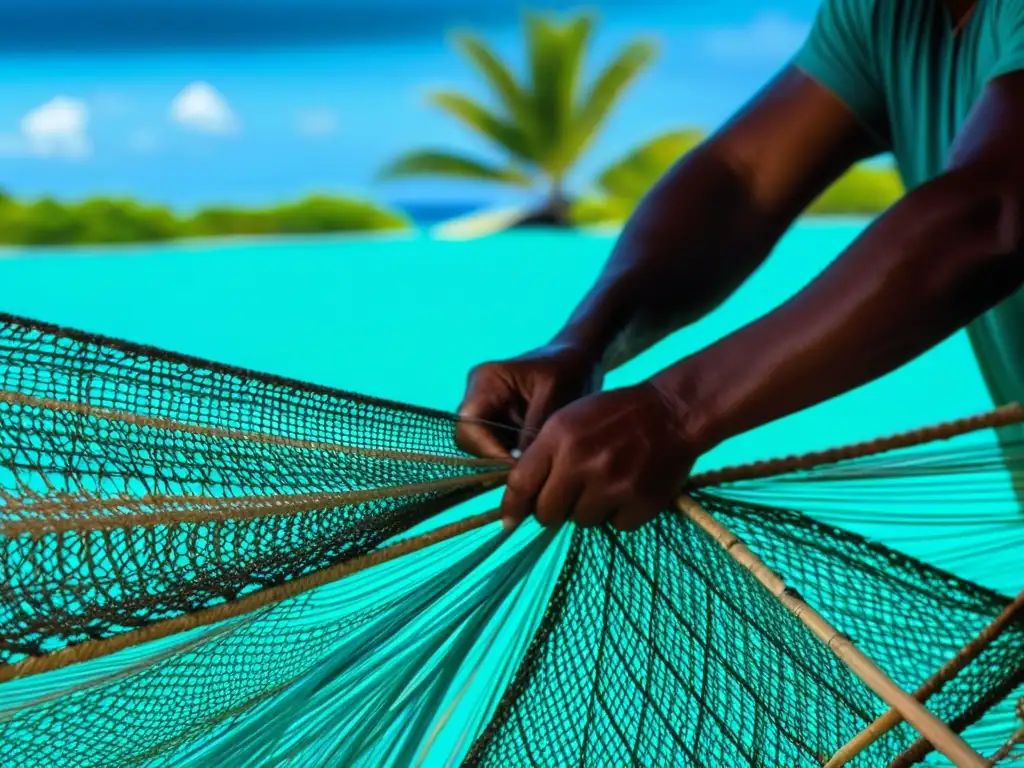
[652,168,1024,450]
[551,144,792,371]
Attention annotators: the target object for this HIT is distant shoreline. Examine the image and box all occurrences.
[0,214,873,257]
[0,228,421,258]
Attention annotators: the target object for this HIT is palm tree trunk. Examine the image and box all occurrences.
[515,177,573,228]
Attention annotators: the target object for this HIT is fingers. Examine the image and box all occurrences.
[610,505,658,532]
[455,409,513,460]
[534,461,582,528]
[500,447,551,532]
[455,367,515,460]
[571,484,617,528]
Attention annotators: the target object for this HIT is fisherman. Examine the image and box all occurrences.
[456,0,1024,533]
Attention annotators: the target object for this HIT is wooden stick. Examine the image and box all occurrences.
[990,699,1024,763]
[823,589,1024,767]
[676,496,988,768]
[891,662,1024,767]
[991,727,1023,763]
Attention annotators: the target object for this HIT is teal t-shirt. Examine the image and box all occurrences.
[795,0,1024,446]
[794,0,1024,189]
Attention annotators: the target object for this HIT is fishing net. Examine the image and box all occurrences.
[0,312,1020,767]
[465,494,1024,767]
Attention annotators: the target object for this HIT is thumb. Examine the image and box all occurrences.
[455,396,514,460]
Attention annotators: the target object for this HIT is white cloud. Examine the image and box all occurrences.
[170,81,238,134]
[11,96,91,158]
[704,13,810,61]
[296,108,339,137]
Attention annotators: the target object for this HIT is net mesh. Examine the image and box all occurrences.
[0,312,1019,767]
[465,493,1024,767]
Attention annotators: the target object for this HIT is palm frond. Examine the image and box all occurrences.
[567,38,658,161]
[572,129,703,224]
[524,12,594,170]
[450,32,534,133]
[377,151,534,187]
[428,92,535,161]
[569,195,633,225]
[595,129,703,200]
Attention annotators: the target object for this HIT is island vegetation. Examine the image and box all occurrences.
[379,11,665,226]
[382,10,906,228]
[805,164,905,215]
[0,192,409,247]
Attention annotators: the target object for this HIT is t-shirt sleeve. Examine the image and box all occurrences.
[989,0,1024,79]
[792,0,888,142]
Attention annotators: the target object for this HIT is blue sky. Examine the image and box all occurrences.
[0,0,822,208]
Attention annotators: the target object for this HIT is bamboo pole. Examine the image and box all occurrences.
[676,496,989,768]
[824,589,1024,767]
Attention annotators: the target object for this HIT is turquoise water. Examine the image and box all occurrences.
[0,219,992,467]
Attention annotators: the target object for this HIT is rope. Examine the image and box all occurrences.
[0,389,510,469]
[687,403,1024,487]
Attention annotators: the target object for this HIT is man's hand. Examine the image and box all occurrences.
[455,343,603,459]
[499,381,703,532]
[454,68,886,532]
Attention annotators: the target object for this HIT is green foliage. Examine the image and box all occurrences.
[806,164,905,215]
[572,130,704,225]
[0,193,409,246]
[380,11,657,198]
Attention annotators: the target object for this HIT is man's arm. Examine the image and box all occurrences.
[554,66,882,372]
[457,66,883,462]
[651,71,1024,452]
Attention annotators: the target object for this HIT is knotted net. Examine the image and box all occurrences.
[0,312,1019,767]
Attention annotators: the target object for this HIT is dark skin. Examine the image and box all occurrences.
[456,61,1024,533]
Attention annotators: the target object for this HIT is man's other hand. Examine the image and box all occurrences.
[455,343,604,459]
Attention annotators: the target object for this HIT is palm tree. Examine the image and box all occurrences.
[378,11,658,226]
[571,129,704,225]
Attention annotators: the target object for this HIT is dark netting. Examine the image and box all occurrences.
[465,492,1024,767]
[0,521,558,768]
[0,313,511,667]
